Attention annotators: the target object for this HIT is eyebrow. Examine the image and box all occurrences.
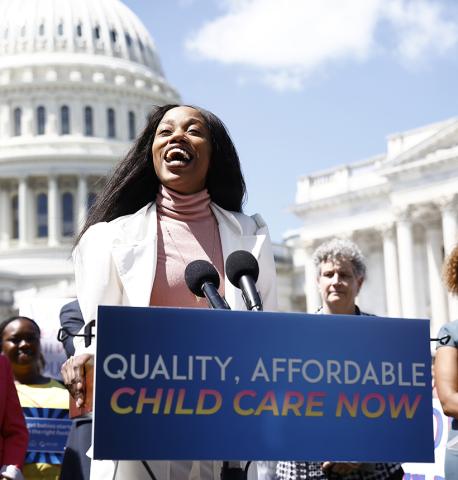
[158,117,205,127]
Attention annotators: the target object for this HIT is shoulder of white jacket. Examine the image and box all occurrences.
[211,204,267,235]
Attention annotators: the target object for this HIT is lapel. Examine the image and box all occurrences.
[211,204,267,310]
[111,203,158,307]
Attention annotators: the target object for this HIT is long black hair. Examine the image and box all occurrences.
[76,104,246,245]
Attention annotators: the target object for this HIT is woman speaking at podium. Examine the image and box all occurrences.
[61,104,277,480]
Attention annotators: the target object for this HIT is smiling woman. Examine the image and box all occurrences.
[152,106,212,195]
[0,316,69,480]
[61,104,278,480]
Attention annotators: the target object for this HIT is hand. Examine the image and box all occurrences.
[61,354,93,408]
[321,462,363,476]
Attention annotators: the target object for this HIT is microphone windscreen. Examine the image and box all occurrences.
[184,260,220,297]
[225,250,259,286]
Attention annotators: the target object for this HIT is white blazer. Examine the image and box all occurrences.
[72,201,278,480]
[73,201,277,331]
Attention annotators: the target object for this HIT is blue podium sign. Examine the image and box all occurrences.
[93,306,434,462]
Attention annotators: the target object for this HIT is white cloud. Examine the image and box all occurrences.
[185,0,458,90]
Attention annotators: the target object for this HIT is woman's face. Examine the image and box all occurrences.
[317,258,363,314]
[1,319,41,368]
[152,106,212,194]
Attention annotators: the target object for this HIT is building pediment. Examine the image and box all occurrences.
[384,117,458,168]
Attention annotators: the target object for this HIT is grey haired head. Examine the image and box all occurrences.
[312,238,366,279]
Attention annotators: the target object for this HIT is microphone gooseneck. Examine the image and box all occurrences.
[184,260,230,310]
[225,250,262,311]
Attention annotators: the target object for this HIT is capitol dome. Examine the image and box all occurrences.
[0,0,165,75]
[0,0,180,313]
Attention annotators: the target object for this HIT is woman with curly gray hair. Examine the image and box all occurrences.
[276,238,404,480]
[435,244,458,480]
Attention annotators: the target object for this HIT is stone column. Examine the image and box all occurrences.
[304,240,320,313]
[0,183,10,248]
[380,224,402,317]
[94,101,105,138]
[396,208,417,317]
[48,175,59,246]
[71,99,83,136]
[23,103,34,136]
[18,176,29,247]
[425,222,449,334]
[440,196,458,320]
[47,100,58,136]
[440,196,458,255]
[0,105,8,138]
[118,103,128,142]
[77,175,88,231]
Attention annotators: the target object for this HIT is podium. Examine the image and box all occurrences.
[90,306,434,463]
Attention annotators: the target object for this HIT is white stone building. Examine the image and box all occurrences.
[283,117,458,336]
[0,0,180,314]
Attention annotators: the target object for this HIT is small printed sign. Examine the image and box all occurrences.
[24,407,72,464]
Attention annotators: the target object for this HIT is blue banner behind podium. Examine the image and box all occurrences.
[93,306,433,462]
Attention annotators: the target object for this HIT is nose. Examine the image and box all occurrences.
[169,127,186,142]
[18,339,30,348]
[331,273,341,284]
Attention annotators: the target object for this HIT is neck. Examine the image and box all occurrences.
[13,365,47,385]
[322,303,357,315]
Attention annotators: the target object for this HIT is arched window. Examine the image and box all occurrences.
[62,192,74,237]
[39,23,45,36]
[84,106,93,136]
[128,111,135,140]
[11,195,18,239]
[76,23,82,37]
[87,192,97,210]
[60,105,70,135]
[125,33,132,47]
[94,25,100,40]
[36,106,46,135]
[13,107,22,136]
[107,108,116,138]
[36,193,48,238]
[110,29,117,43]
[58,22,64,36]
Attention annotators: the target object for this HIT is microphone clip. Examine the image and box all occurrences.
[57,319,96,348]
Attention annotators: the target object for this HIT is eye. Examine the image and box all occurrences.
[157,128,172,136]
[187,127,202,136]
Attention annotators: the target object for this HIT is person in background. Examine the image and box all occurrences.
[276,238,404,480]
[0,354,28,480]
[0,317,69,480]
[58,300,84,358]
[57,300,91,480]
[60,104,278,480]
[435,244,458,480]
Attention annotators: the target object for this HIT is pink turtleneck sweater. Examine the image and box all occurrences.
[150,185,225,308]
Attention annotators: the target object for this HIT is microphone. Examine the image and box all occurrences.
[225,250,262,311]
[185,260,246,480]
[184,260,230,310]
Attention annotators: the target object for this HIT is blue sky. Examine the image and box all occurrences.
[124,0,458,242]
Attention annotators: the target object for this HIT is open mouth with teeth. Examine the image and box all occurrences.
[165,147,193,166]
